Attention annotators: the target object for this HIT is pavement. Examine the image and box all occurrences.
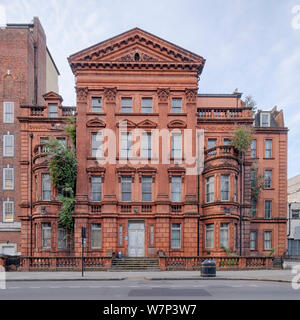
[3,269,297,283]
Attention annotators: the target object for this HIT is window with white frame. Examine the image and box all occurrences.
[121,98,132,113]
[91,223,101,249]
[220,223,229,249]
[48,104,58,118]
[119,225,123,246]
[250,231,257,251]
[206,176,214,203]
[265,200,272,219]
[58,225,67,249]
[264,231,272,250]
[3,199,14,222]
[3,167,14,190]
[292,210,300,219]
[207,138,217,155]
[92,97,102,113]
[91,176,101,202]
[141,132,152,158]
[265,140,272,158]
[251,199,256,217]
[142,176,152,202]
[150,225,154,246]
[261,113,270,127]
[172,133,182,159]
[92,132,102,157]
[3,133,14,157]
[120,132,132,158]
[121,176,132,202]
[205,224,214,249]
[251,139,257,158]
[42,223,51,249]
[264,170,272,189]
[42,173,51,201]
[221,174,230,201]
[40,137,49,153]
[234,176,238,202]
[171,223,181,249]
[142,98,153,113]
[171,176,181,202]
[3,102,14,123]
[251,168,257,188]
[172,98,182,113]
[224,139,231,146]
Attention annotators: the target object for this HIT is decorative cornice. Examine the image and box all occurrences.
[167,166,186,182]
[116,165,136,182]
[86,167,106,182]
[137,165,157,182]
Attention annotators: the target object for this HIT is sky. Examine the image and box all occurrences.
[1,0,300,178]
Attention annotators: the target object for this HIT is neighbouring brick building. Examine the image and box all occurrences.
[0,17,59,255]
[7,27,288,258]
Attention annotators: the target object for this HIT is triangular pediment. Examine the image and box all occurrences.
[68,28,205,66]
[43,91,63,102]
[137,119,157,128]
[116,119,136,128]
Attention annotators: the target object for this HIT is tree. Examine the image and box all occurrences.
[244,95,257,111]
[231,127,253,159]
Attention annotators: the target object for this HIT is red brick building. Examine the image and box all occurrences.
[16,28,288,258]
[0,17,59,256]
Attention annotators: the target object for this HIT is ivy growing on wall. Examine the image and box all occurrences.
[251,173,265,203]
[46,117,77,231]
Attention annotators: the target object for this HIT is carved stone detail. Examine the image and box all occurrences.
[104,87,117,103]
[116,51,158,62]
[185,88,198,103]
[157,88,170,103]
[76,87,88,102]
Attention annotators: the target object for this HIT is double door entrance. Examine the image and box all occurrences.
[128,221,145,257]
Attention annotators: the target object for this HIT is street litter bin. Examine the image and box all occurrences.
[201,259,216,277]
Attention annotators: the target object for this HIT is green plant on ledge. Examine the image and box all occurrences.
[267,247,278,257]
[221,245,238,257]
[231,126,253,160]
[46,118,77,232]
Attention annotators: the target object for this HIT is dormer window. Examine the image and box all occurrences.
[48,104,58,118]
[261,113,270,127]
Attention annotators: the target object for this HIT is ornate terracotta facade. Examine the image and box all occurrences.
[19,28,287,258]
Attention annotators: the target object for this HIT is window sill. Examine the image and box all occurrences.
[263,158,275,160]
[115,113,159,116]
[87,112,106,116]
[168,113,187,116]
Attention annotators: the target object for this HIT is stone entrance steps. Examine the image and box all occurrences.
[110,257,161,271]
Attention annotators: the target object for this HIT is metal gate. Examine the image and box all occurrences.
[287,239,300,256]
